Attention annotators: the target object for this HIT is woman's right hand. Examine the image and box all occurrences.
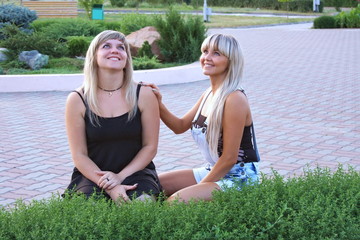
[140,82,162,103]
[106,183,138,202]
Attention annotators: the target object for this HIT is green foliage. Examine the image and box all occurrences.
[115,13,155,35]
[0,4,37,28]
[110,0,126,7]
[66,36,93,57]
[137,41,154,58]
[0,167,359,239]
[154,8,206,63]
[31,18,104,40]
[79,0,104,19]
[313,15,336,28]
[335,5,360,28]
[0,25,68,59]
[133,56,160,70]
[126,0,141,8]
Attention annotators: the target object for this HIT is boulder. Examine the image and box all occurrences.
[0,48,8,62]
[19,50,49,70]
[126,26,164,60]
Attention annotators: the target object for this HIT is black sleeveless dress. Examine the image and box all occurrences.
[65,84,162,199]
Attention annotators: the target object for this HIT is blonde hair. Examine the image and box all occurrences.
[82,30,137,125]
[201,34,245,158]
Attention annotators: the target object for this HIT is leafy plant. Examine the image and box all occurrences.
[0,4,37,28]
[0,166,359,239]
[154,7,206,63]
[66,36,93,57]
[313,15,336,28]
[137,41,154,58]
[133,55,159,70]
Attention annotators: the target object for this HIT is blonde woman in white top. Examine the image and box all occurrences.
[146,33,260,203]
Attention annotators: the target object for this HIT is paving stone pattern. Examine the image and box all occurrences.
[0,24,359,207]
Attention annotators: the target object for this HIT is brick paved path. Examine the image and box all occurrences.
[1,24,359,207]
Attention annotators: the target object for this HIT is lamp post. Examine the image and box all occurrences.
[203,0,209,22]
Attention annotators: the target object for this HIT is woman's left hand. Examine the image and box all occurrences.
[96,170,123,190]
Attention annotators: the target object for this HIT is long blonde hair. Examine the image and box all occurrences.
[201,34,245,158]
[82,30,137,125]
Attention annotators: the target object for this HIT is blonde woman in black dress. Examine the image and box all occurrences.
[65,30,162,202]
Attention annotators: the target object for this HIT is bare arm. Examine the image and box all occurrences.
[144,83,205,134]
[65,91,102,184]
[200,91,251,183]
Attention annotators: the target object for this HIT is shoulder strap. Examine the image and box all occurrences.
[193,89,212,122]
[136,83,141,99]
[72,90,86,106]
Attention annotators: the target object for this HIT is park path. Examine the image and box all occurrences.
[0,23,359,207]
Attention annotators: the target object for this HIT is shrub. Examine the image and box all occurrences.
[335,5,360,28]
[0,167,359,239]
[313,15,336,28]
[133,56,159,70]
[137,41,154,58]
[110,0,126,7]
[66,36,93,57]
[0,25,68,59]
[0,4,37,28]
[33,18,104,40]
[154,8,206,63]
[116,13,155,35]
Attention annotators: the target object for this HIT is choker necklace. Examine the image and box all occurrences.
[98,84,122,97]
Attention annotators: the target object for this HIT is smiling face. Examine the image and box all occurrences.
[96,39,127,71]
[200,47,229,79]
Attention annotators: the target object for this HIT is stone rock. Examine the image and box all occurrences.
[0,48,8,62]
[19,50,49,70]
[126,26,164,60]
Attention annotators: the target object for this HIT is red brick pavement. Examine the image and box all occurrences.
[1,24,359,207]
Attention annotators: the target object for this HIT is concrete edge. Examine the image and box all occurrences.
[0,61,207,93]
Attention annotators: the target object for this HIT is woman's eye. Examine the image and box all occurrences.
[118,46,125,50]
[214,52,220,56]
[103,44,110,48]
[203,50,208,54]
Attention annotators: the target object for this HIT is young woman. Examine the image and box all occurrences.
[64,30,162,202]
[146,33,260,203]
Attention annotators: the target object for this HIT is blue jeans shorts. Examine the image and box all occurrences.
[193,162,260,191]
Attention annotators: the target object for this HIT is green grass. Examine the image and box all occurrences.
[0,166,359,239]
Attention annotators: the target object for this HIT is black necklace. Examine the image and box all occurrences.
[98,85,122,97]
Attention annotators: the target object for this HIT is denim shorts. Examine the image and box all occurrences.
[193,162,260,191]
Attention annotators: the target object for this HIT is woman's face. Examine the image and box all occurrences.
[200,47,229,79]
[96,39,127,71]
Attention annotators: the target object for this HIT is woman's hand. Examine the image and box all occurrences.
[106,184,138,202]
[96,170,124,190]
[139,81,162,103]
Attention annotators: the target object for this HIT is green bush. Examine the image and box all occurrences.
[66,36,93,57]
[133,56,160,70]
[116,13,155,35]
[0,4,37,28]
[110,0,126,7]
[33,18,104,40]
[313,15,336,28]
[137,41,154,58]
[335,5,360,28]
[154,8,206,63]
[0,166,359,239]
[0,25,68,59]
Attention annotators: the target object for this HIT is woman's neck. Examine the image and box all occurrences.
[98,69,124,89]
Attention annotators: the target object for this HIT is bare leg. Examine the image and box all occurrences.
[159,169,197,196]
[167,182,221,203]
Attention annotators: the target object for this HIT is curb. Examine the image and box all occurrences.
[0,62,207,93]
